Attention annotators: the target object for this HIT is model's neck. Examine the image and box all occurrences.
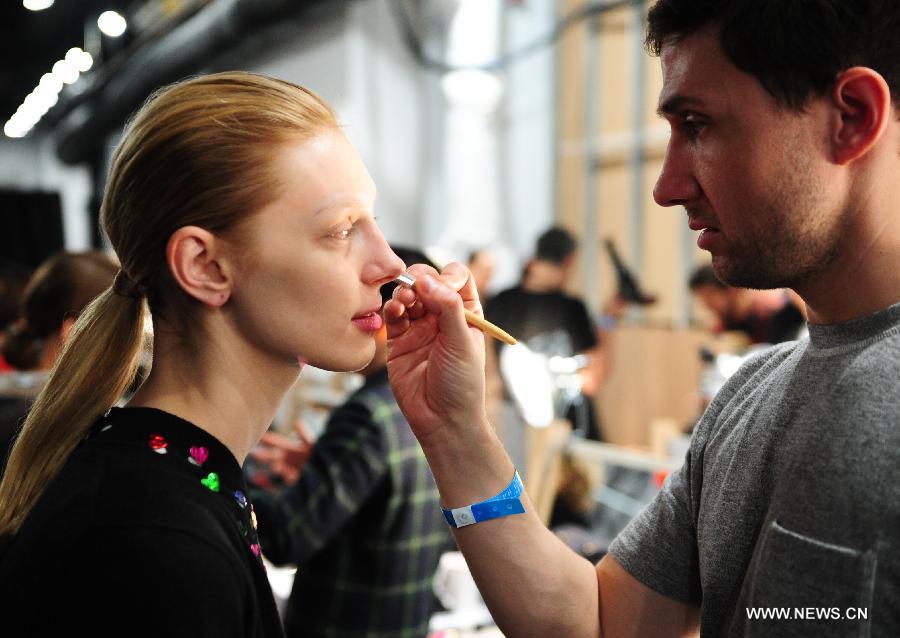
[127,329,300,463]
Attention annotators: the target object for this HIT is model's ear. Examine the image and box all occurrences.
[59,317,76,344]
[830,67,891,165]
[166,226,232,307]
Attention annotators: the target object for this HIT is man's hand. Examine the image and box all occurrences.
[384,262,488,446]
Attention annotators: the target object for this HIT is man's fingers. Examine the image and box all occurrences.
[412,273,471,343]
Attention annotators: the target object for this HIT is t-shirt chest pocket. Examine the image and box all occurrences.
[744,520,875,637]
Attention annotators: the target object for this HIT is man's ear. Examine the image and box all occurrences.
[166,226,232,307]
[831,67,892,165]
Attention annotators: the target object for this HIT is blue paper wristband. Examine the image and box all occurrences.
[441,471,526,528]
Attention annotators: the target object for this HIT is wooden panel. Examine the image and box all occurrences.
[555,1,710,448]
[597,7,632,134]
[596,326,707,448]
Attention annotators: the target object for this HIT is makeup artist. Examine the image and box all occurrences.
[384,0,900,635]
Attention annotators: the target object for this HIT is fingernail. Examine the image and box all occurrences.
[419,274,434,292]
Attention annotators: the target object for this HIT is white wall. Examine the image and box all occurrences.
[5,0,558,273]
[500,0,557,274]
[237,0,557,277]
[0,139,41,190]
[239,0,426,247]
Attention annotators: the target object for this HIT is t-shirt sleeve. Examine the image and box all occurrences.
[607,343,790,605]
[606,445,702,604]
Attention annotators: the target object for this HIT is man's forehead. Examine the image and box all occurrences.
[657,30,729,111]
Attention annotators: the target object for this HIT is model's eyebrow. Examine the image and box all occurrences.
[657,94,706,118]
[313,201,350,217]
[313,193,376,218]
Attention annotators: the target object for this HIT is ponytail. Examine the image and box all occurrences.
[0,288,146,537]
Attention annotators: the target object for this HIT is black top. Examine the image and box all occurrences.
[723,301,806,345]
[485,285,603,439]
[0,407,283,638]
[485,285,598,360]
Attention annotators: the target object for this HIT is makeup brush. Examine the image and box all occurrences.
[394,272,517,345]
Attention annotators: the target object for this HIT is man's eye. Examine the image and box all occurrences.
[334,227,354,240]
[681,117,706,140]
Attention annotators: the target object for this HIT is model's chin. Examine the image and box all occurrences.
[308,339,376,374]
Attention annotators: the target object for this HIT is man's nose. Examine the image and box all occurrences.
[653,144,700,208]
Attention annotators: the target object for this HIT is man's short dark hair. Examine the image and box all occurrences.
[646,0,900,111]
[535,226,577,264]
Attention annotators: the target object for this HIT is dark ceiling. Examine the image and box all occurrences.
[1,0,341,152]
[0,1,136,125]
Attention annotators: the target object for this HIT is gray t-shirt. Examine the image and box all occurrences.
[609,301,900,636]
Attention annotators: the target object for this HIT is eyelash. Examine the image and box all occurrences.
[331,215,376,241]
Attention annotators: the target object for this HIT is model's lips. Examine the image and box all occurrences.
[351,306,384,333]
[352,304,383,320]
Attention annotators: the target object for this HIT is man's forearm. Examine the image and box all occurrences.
[420,423,600,638]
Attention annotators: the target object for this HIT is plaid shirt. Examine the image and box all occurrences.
[252,368,452,638]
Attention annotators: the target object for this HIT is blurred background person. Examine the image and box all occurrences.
[249,246,451,638]
[689,263,807,346]
[2,251,118,372]
[466,246,495,302]
[0,250,117,476]
[0,260,33,373]
[485,226,606,441]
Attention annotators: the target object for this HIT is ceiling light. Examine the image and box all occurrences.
[65,48,83,64]
[77,51,93,72]
[4,121,26,139]
[98,10,127,37]
[39,73,63,94]
[23,0,54,11]
[65,47,93,73]
[51,59,79,85]
[5,41,92,138]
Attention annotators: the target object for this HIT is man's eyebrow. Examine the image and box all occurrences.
[657,94,705,117]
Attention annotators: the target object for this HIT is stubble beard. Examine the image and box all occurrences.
[711,146,844,291]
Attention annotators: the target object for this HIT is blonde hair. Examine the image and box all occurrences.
[0,72,338,537]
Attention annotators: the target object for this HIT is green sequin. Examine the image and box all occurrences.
[200,472,220,492]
